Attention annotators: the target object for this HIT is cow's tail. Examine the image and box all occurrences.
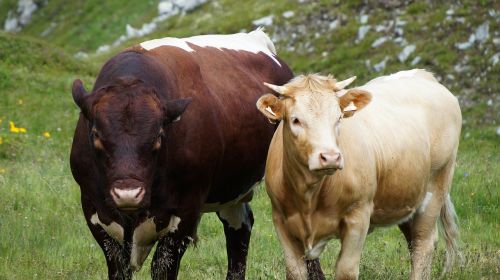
[439,194,463,278]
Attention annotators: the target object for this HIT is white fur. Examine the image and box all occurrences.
[130,215,181,271]
[201,182,257,212]
[217,203,252,231]
[90,213,124,244]
[418,192,433,214]
[140,28,280,65]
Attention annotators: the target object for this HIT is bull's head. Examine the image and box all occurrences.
[257,74,371,176]
[72,77,191,211]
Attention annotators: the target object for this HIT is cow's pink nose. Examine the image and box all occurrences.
[319,151,342,168]
[110,179,145,210]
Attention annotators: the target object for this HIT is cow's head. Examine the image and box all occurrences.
[72,77,191,211]
[257,74,371,175]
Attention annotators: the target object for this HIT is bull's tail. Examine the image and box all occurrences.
[439,194,463,277]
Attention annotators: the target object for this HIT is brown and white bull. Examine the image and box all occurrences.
[256,70,462,280]
[70,29,293,279]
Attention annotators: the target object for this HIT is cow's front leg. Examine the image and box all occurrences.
[272,211,308,280]
[216,202,254,280]
[335,205,371,280]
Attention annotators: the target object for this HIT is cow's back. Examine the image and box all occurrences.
[330,70,461,225]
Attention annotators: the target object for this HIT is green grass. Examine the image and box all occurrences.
[0,1,499,279]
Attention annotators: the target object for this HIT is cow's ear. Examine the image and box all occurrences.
[257,94,284,123]
[72,79,92,119]
[165,98,192,123]
[338,89,372,118]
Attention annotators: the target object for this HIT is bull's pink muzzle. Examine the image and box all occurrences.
[110,179,145,210]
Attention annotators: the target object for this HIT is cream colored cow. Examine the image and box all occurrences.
[257,70,462,280]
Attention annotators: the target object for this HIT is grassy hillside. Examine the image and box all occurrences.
[0,0,498,279]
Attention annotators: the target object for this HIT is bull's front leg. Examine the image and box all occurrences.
[150,212,201,280]
[334,205,371,280]
[82,198,132,280]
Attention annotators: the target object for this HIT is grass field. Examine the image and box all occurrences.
[0,1,499,279]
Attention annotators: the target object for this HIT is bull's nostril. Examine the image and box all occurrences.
[112,188,121,199]
[134,188,144,198]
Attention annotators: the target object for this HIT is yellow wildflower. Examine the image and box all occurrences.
[17,99,23,105]
[0,136,3,144]
[9,121,27,133]
[0,168,5,174]
[43,132,51,138]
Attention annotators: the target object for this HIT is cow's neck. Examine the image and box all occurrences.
[282,131,326,212]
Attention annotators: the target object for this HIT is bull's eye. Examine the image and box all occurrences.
[153,130,164,150]
[91,129,104,150]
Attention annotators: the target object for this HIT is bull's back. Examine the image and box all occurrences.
[145,45,292,205]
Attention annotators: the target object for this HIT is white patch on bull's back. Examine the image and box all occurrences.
[418,192,433,214]
[140,28,281,66]
[90,213,124,244]
[130,215,181,271]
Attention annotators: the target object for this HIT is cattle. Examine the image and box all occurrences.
[70,29,293,280]
[256,70,462,280]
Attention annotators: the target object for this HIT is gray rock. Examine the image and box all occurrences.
[455,34,476,50]
[371,36,388,48]
[411,56,421,66]
[490,53,499,66]
[4,11,18,32]
[375,24,386,32]
[360,14,369,24]
[475,21,490,43]
[398,44,416,62]
[493,38,500,46]
[158,1,174,14]
[496,127,500,136]
[374,57,389,72]
[4,0,40,32]
[282,11,294,18]
[74,52,89,60]
[357,25,371,42]
[40,22,57,37]
[96,45,111,54]
[252,15,274,26]
[329,19,340,30]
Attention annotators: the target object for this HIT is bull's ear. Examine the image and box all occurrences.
[256,94,284,122]
[72,79,91,119]
[338,89,372,118]
[165,98,192,123]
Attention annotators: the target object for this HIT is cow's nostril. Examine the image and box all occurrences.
[320,153,328,163]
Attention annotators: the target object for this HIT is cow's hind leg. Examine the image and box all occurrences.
[216,202,254,280]
[407,160,459,280]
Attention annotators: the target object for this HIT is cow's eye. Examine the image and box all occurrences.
[291,117,302,127]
